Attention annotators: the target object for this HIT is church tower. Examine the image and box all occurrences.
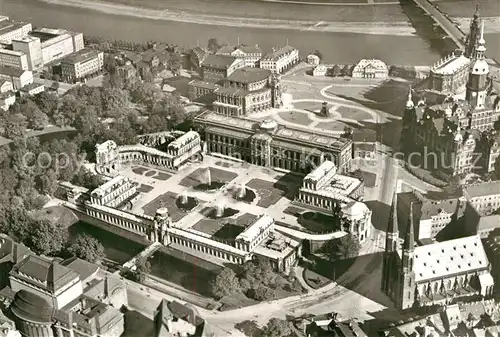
[398,202,416,310]
[382,191,399,295]
[465,4,481,58]
[466,20,489,110]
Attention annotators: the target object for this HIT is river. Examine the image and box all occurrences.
[0,0,446,65]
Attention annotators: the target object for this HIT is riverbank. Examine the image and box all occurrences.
[36,0,414,36]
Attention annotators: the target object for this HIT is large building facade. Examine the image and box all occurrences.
[194,112,353,174]
[0,19,32,44]
[403,20,500,176]
[382,194,495,311]
[259,45,299,74]
[0,49,28,70]
[213,67,282,116]
[60,48,104,82]
[95,131,202,175]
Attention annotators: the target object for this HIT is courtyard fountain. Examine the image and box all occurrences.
[193,168,225,191]
[175,190,198,212]
[206,198,239,219]
[233,182,256,203]
[237,183,246,199]
[214,202,225,218]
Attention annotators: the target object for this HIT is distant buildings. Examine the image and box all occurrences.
[194,112,353,174]
[301,313,368,337]
[0,49,28,70]
[0,66,33,90]
[19,82,44,97]
[216,44,262,67]
[351,59,388,79]
[213,67,282,116]
[403,20,500,176]
[312,64,327,77]
[382,192,495,311]
[427,6,483,96]
[189,46,207,69]
[201,54,244,83]
[60,48,104,83]
[260,45,299,74]
[307,54,320,66]
[1,254,126,337]
[429,52,470,94]
[0,20,32,44]
[380,300,500,336]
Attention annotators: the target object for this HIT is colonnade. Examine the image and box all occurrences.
[86,205,150,236]
[169,231,246,264]
[118,151,174,169]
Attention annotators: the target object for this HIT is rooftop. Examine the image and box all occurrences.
[305,161,337,182]
[61,48,101,65]
[431,54,470,75]
[0,21,30,37]
[61,257,99,283]
[254,231,300,260]
[354,58,388,70]
[262,45,297,61]
[202,54,239,69]
[39,33,72,48]
[19,82,44,92]
[188,79,218,90]
[11,255,80,293]
[0,48,25,56]
[92,175,127,197]
[464,181,500,199]
[11,290,54,323]
[0,66,28,77]
[236,214,274,242]
[413,235,489,282]
[168,131,199,149]
[226,67,271,84]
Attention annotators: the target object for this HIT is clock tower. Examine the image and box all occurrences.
[466,20,489,110]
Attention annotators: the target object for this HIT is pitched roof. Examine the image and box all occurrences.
[262,45,297,61]
[11,255,80,292]
[226,67,271,84]
[61,257,99,283]
[0,66,28,77]
[464,181,500,199]
[403,203,415,251]
[413,235,489,282]
[202,54,239,69]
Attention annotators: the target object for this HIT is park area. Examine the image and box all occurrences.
[132,166,171,181]
[246,177,300,207]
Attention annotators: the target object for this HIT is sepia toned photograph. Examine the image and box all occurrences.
[0,0,499,336]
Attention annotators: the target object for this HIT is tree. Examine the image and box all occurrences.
[102,87,130,112]
[312,49,323,61]
[38,168,58,196]
[166,52,182,74]
[494,155,500,180]
[34,92,59,119]
[207,37,221,53]
[71,169,104,190]
[336,234,361,260]
[29,110,49,130]
[28,219,69,256]
[211,267,240,299]
[131,257,151,283]
[331,64,342,77]
[261,318,292,337]
[3,114,27,140]
[103,53,117,73]
[494,119,500,131]
[247,286,276,301]
[67,234,105,263]
[341,64,352,77]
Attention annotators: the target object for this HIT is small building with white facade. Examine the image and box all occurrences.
[341,201,372,243]
[352,59,388,79]
[296,161,364,209]
[312,64,327,77]
[0,66,32,90]
[307,54,320,66]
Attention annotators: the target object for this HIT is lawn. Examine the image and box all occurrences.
[142,191,194,222]
[179,166,238,188]
[132,166,149,175]
[337,106,372,121]
[137,184,154,193]
[153,172,171,181]
[292,101,324,113]
[278,110,313,126]
[246,178,287,207]
[303,268,332,289]
[299,211,337,233]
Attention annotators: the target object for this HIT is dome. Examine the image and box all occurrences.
[342,201,369,219]
[11,290,54,323]
[470,59,489,75]
[259,119,278,131]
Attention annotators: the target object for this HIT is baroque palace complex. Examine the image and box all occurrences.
[404,16,500,176]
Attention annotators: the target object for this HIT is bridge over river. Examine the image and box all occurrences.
[412,0,466,49]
